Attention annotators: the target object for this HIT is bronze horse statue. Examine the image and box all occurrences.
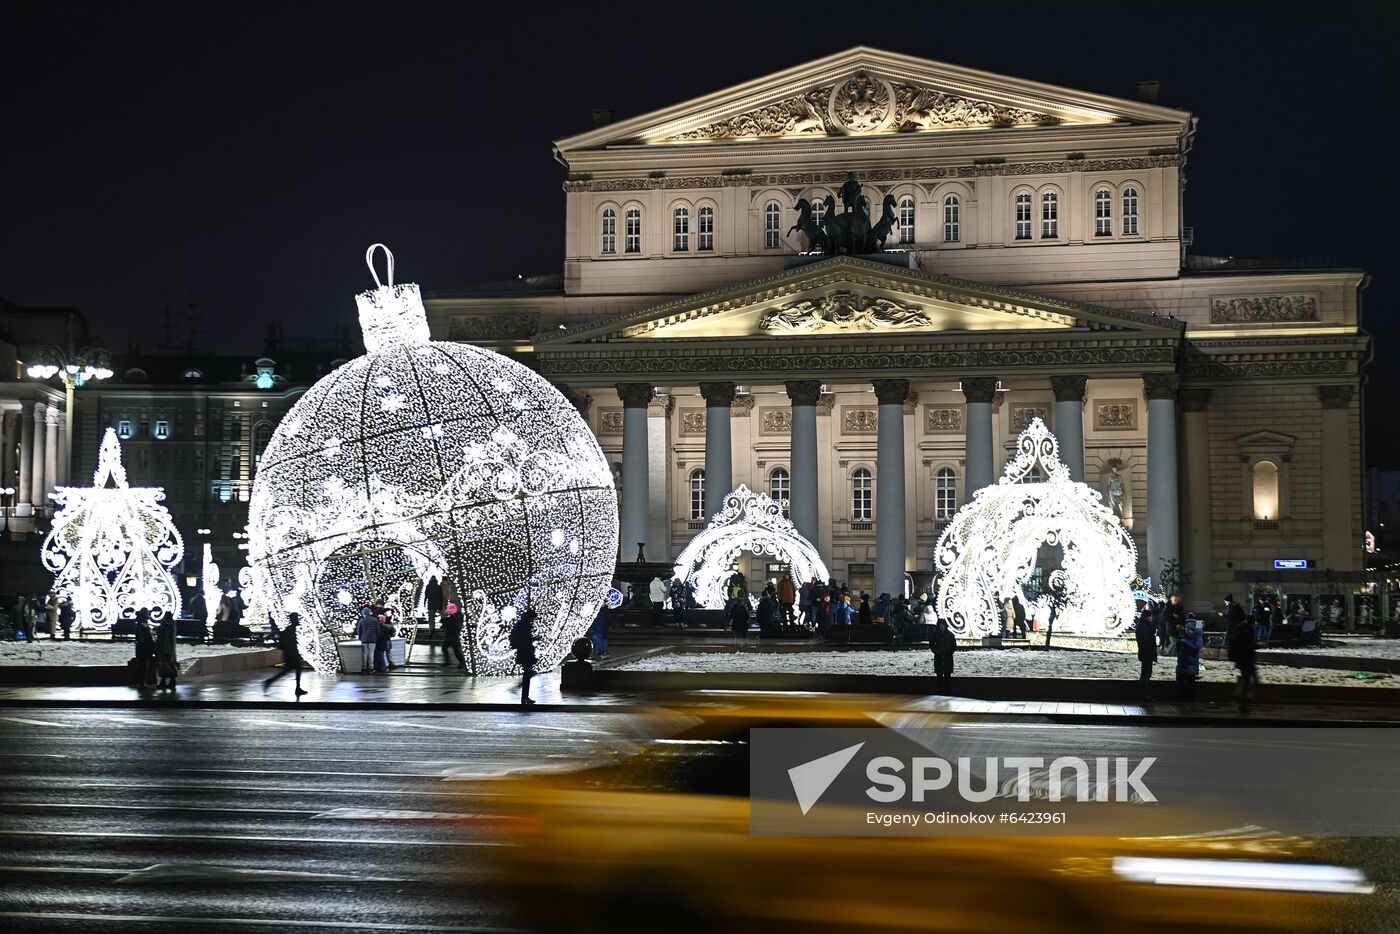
[869,194,900,250]
[789,199,828,253]
[792,176,899,255]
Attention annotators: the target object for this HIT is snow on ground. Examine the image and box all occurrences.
[0,640,270,673]
[1265,638,1400,659]
[619,647,1394,687]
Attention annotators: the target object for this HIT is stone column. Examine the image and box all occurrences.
[1144,374,1181,586]
[699,381,736,519]
[30,402,48,511]
[873,379,909,598]
[1318,385,1357,572]
[1050,375,1087,483]
[615,383,653,562]
[1180,388,1213,609]
[646,393,671,560]
[785,380,822,546]
[43,405,60,506]
[0,412,13,494]
[961,377,999,503]
[54,410,68,487]
[17,402,35,512]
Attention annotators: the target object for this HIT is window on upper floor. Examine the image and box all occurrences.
[153,420,170,441]
[1094,189,1112,236]
[673,206,690,252]
[601,208,617,254]
[698,206,714,251]
[764,201,782,250]
[1122,186,1140,236]
[1041,192,1059,239]
[935,467,957,520]
[943,195,960,243]
[1252,460,1280,521]
[812,197,827,227]
[689,468,706,520]
[116,419,133,440]
[852,468,872,521]
[898,196,915,244]
[769,467,790,517]
[624,208,641,253]
[1014,193,1032,240]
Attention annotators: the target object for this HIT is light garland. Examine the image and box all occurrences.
[202,544,221,624]
[246,245,618,675]
[40,427,184,628]
[673,484,829,609]
[934,417,1136,637]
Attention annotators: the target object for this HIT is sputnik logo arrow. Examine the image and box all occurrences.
[787,742,864,815]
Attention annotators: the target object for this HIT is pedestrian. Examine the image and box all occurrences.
[263,613,309,696]
[44,594,59,639]
[440,602,467,669]
[669,578,686,628]
[132,608,156,690]
[930,618,957,694]
[510,606,537,705]
[1135,604,1158,703]
[776,572,796,626]
[756,591,776,632]
[374,613,394,673]
[874,592,893,627]
[356,605,379,674]
[1175,619,1204,702]
[728,597,750,642]
[155,613,178,691]
[58,598,75,640]
[1161,594,1185,655]
[833,593,854,642]
[424,576,444,649]
[857,593,872,627]
[649,575,668,627]
[798,579,813,627]
[1227,604,1259,714]
[1011,596,1028,639]
[589,600,610,659]
[918,593,936,633]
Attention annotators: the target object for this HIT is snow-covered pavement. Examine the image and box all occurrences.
[0,640,268,673]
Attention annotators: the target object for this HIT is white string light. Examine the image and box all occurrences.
[934,417,1136,637]
[40,428,184,627]
[245,245,618,674]
[202,544,221,625]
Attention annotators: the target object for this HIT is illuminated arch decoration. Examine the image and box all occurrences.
[246,245,618,675]
[934,417,1136,637]
[40,427,184,628]
[673,484,829,609]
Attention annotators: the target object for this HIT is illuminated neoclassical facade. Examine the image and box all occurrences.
[425,48,1367,611]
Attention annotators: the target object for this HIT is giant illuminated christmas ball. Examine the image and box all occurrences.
[246,245,618,675]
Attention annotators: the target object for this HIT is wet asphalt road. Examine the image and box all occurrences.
[2,708,1399,932]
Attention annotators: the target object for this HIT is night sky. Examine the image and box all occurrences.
[3,5,1394,460]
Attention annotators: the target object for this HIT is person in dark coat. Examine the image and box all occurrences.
[857,593,872,627]
[1227,610,1259,714]
[440,602,466,669]
[930,619,957,694]
[1160,595,1185,655]
[510,607,537,705]
[132,609,156,689]
[1010,597,1028,639]
[1135,605,1158,703]
[756,592,776,632]
[728,598,750,642]
[589,600,610,659]
[669,579,686,628]
[356,606,379,674]
[263,613,308,696]
[58,598,75,640]
[155,614,178,691]
[374,614,395,673]
[424,576,445,648]
[1175,619,1204,702]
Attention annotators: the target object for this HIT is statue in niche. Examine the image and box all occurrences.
[1106,465,1125,518]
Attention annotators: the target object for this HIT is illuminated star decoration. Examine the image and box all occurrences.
[245,244,618,675]
[933,417,1137,637]
[673,484,829,609]
[40,427,185,628]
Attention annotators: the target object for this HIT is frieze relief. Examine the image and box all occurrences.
[1093,399,1138,431]
[1011,406,1048,433]
[759,290,932,333]
[445,314,538,341]
[842,407,879,434]
[759,407,792,435]
[597,408,624,435]
[1210,295,1319,324]
[679,410,707,435]
[924,406,963,433]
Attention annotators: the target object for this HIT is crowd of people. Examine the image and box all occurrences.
[2,593,77,641]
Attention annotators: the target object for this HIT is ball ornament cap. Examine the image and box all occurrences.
[246,245,618,675]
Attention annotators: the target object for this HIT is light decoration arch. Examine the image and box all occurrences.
[246,245,618,675]
[934,417,1136,637]
[40,427,184,628]
[673,484,829,608]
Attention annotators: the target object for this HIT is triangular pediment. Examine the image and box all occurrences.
[556,47,1190,153]
[542,257,1185,344]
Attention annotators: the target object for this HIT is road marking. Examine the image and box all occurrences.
[0,912,520,932]
[7,801,319,816]
[83,715,179,727]
[114,863,404,884]
[520,723,610,735]
[0,830,502,847]
[368,719,492,734]
[311,807,475,821]
[242,718,351,731]
[9,779,504,798]
[179,767,443,778]
[0,716,74,728]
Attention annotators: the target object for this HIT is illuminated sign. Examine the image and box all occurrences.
[1273,559,1310,569]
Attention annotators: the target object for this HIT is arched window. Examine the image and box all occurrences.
[673,206,690,252]
[898,196,916,244]
[852,468,872,521]
[1094,189,1112,236]
[935,467,957,520]
[624,208,641,253]
[1122,186,1140,236]
[1252,460,1280,520]
[600,207,617,254]
[698,206,715,251]
[764,200,782,249]
[1040,191,1059,239]
[943,195,960,243]
[1014,193,1032,240]
[689,468,706,520]
[812,197,827,227]
[769,467,790,516]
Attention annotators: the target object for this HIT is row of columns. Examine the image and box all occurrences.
[0,401,66,515]
[612,373,1180,593]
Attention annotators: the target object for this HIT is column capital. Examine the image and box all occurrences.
[45,406,61,426]
[1179,388,1213,412]
[1050,375,1088,403]
[784,380,824,407]
[614,383,654,409]
[1143,373,1181,401]
[871,379,910,406]
[20,400,35,416]
[1317,384,1355,409]
[959,377,999,404]
[698,381,737,408]
[32,401,47,418]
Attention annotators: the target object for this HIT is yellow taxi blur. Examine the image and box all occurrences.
[465,697,1370,933]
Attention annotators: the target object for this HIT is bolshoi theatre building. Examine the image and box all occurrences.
[423,47,1368,613]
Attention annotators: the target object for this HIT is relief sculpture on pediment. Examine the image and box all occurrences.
[759,289,932,333]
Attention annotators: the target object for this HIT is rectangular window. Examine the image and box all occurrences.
[764,201,782,250]
[898,199,915,244]
[1041,192,1059,239]
[1122,187,1140,236]
[601,210,616,254]
[1014,195,1032,240]
[154,420,170,440]
[1095,190,1112,236]
[673,209,689,252]
[698,207,714,251]
[625,210,641,254]
[943,198,960,243]
[117,419,133,440]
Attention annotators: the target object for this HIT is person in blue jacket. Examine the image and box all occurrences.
[1175,618,1205,703]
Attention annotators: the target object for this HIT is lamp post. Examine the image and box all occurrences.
[25,345,114,475]
[1,485,15,536]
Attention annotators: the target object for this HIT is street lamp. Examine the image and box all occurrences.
[25,344,114,463]
[1,486,15,535]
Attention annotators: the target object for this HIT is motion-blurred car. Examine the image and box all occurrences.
[464,698,1369,933]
